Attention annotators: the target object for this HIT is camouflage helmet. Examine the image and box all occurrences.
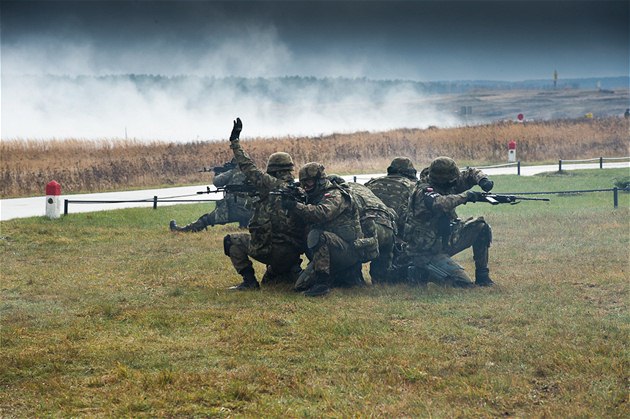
[266,152,294,173]
[298,162,327,183]
[387,157,417,179]
[428,156,460,185]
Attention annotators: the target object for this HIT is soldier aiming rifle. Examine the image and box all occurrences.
[169,158,253,232]
[401,156,550,288]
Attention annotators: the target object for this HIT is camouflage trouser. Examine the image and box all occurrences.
[224,233,302,282]
[408,216,492,286]
[295,230,362,290]
[191,199,251,230]
[369,222,395,284]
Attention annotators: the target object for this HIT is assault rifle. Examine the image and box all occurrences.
[198,161,237,174]
[481,193,550,205]
[269,181,307,203]
[197,184,258,195]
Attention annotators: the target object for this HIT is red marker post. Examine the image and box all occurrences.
[508,140,517,162]
[46,180,62,219]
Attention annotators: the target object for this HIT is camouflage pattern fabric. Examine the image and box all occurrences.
[365,174,416,237]
[230,140,306,255]
[225,232,303,283]
[403,165,492,286]
[343,182,396,283]
[174,165,252,230]
[292,179,363,282]
[225,140,306,281]
[213,168,253,225]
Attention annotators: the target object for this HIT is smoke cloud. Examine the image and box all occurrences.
[1,27,458,141]
[2,72,458,141]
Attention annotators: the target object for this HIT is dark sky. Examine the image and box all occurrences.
[2,0,628,80]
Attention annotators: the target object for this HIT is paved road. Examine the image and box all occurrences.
[1,162,628,221]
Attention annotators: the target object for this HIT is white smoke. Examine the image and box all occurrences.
[1,26,457,141]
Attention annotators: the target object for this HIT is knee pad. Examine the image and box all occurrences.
[223,235,233,256]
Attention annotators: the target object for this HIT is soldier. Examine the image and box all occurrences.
[365,157,417,238]
[403,156,495,287]
[224,118,306,290]
[169,159,252,232]
[329,176,396,285]
[282,163,365,297]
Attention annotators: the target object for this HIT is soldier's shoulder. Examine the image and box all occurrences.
[414,182,433,193]
[322,185,345,200]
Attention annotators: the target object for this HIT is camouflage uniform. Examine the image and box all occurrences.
[169,164,252,232]
[403,157,495,287]
[286,163,364,297]
[365,157,417,239]
[331,178,397,285]
[224,119,307,290]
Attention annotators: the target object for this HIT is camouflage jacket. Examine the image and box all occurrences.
[230,140,306,255]
[404,167,488,253]
[293,180,363,244]
[213,167,250,208]
[365,174,415,230]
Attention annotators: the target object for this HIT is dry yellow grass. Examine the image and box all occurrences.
[1,117,628,197]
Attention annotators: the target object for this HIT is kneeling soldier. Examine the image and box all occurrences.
[404,156,495,287]
[282,163,365,297]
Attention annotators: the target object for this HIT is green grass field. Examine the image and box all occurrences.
[1,169,628,417]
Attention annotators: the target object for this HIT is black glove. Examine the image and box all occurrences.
[466,191,485,203]
[478,178,494,192]
[281,194,298,211]
[229,118,242,142]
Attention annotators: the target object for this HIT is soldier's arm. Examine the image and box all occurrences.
[230,140,280,192]
[293,190,347,223]
[422,188,468,213]
[455,167,488,192]
[212,170,234,187]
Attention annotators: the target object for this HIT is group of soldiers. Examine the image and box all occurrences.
[171,118,496,297]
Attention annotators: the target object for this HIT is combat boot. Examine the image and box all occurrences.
[170,219,201,232]
[303,273,331,297]
[474,268,495,287]
[229,267,260,291]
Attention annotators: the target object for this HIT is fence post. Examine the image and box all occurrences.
[613,187,618,208]
[558,159,562,172]
[64,199,69,215]
[153,196,158,209]
[517,161,521,176]
[599,156,603,169]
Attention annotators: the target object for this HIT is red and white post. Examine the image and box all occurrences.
[508,140,517,163]
[46,180,62,219]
